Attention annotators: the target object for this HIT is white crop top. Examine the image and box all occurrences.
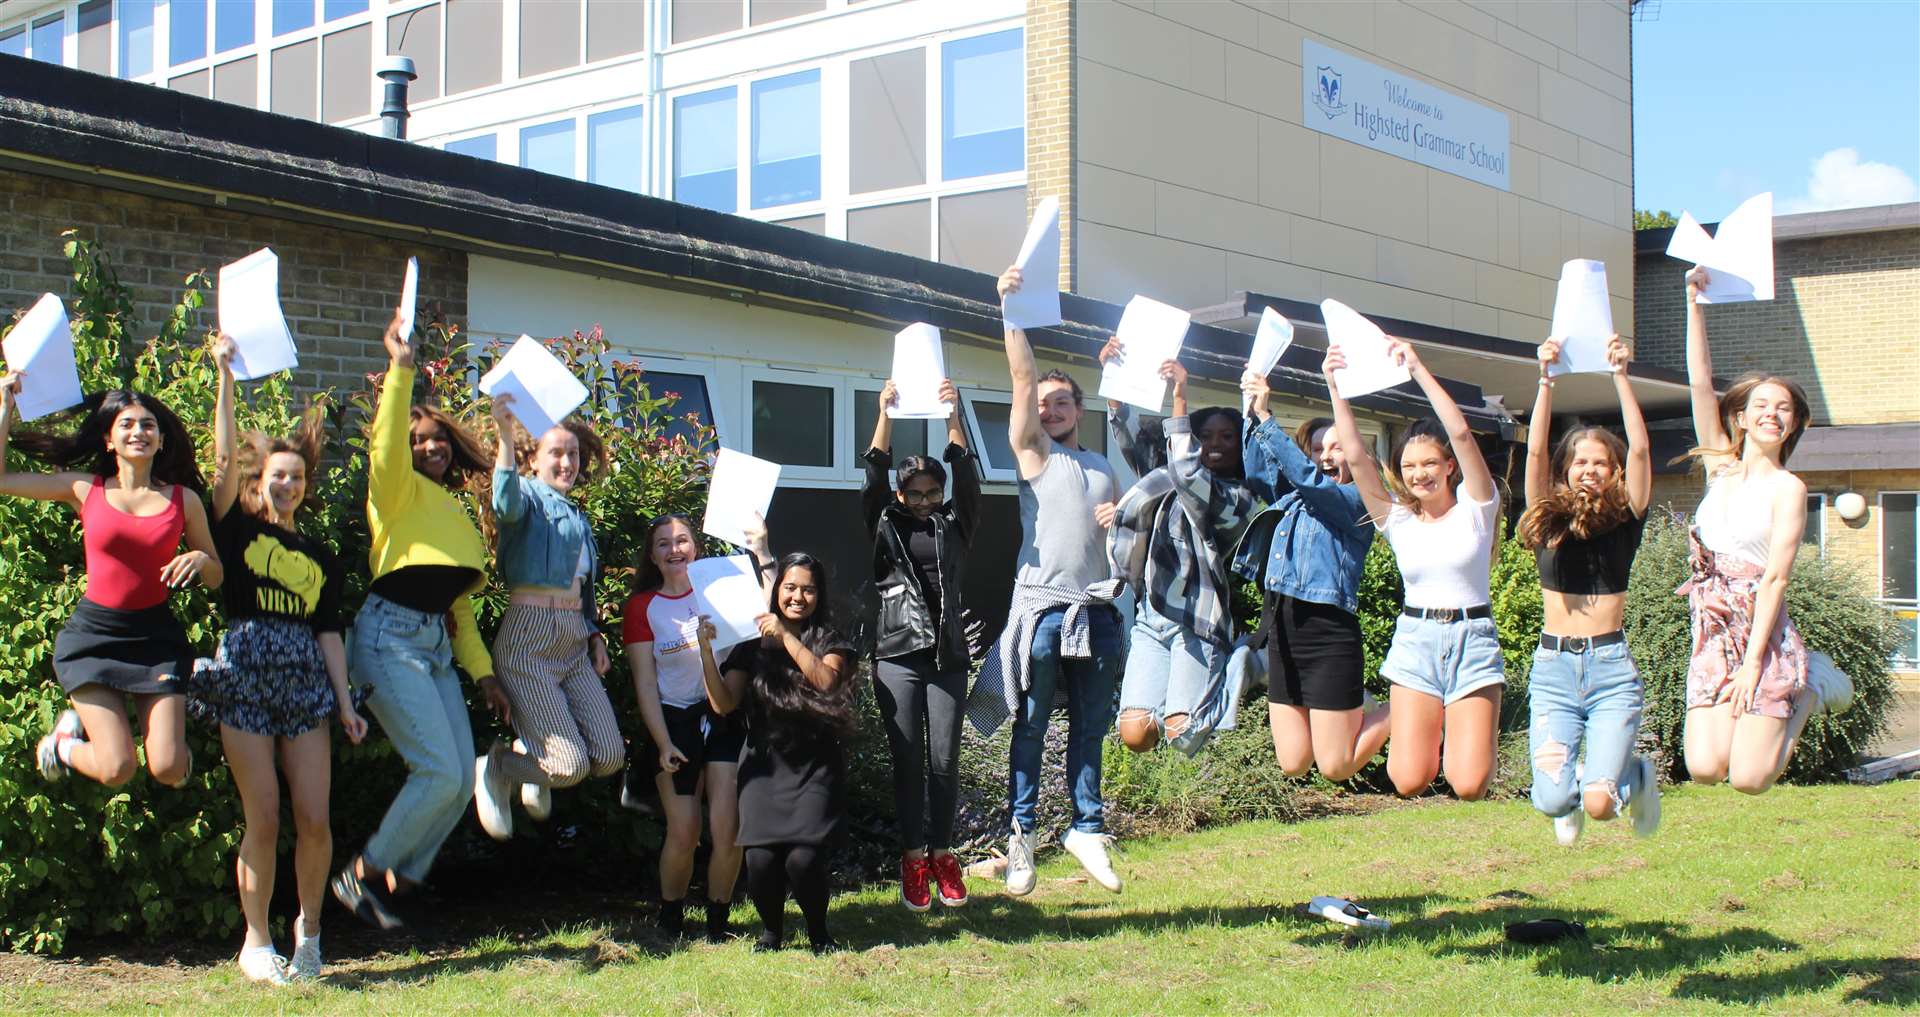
[1379,491,1501,609]
[1695,470,1777,568]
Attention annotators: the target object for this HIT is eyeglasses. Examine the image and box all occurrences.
[900,489,941,504]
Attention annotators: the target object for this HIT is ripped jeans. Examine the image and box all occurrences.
[1527,639,1645,818]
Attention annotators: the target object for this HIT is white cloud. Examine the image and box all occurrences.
[1778,148,1919,213]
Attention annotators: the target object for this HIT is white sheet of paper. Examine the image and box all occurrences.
[1097,295,1191,412]
[477,335,589,437]
[1,293,85,421]
[1546,259,1615,376]
[1320,299,1411,398]
[397,257,419,340]
[1248,307,1295,377]
[1002,196,1062,330]
[702,447,781,548]
[887,323,952,419]
[689,555,768,653]
[216,247,299,381]
[1666,192,1775,303]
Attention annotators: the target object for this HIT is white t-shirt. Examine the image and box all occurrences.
[621,588,707,708]
[1378,491,1501,609]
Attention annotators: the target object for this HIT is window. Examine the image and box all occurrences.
[270,38,318,119]
[750,0,823,26]
[671,0,740,44]
[445,0,502,94]
[588,106,646,193]
[847,200,929,258]
[963,391,1105,482]
[445,133,498,160]
[215,0,254,53]
[212,54,256,104]
[324,0,369,19]
[1883,492,1918,669]
[850,48,924,194]
[519,0,581,78]
[386,3,440,102]
[321,23,370,121]
[750,376,836,474]
[118,0,157,78]
[941,29,1023,180]
[0,28,25,59]
[751,70,820,209]
[274,0,315,37]
[638,369,718,448]
[938,187,1026,273]
[854,387,929,465]
[170,68,210,94]
[31,14,63,64]
[1804,493,1826,557]
[170,0,206,64]
[521,119,576,178]
[674,87,737,213]
[586,0,644,62]
[772,215,825,235]
[78,0,111,74]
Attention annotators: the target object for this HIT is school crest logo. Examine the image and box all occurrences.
[1313,65,1345,119]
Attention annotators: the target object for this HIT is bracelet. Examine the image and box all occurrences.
[1538,378,1554,388]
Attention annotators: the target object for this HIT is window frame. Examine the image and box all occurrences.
[1804,492,1827,559]
[1881,489,1920,670]
[671,82,742,213]
[958,386,1019,484]
[625,353,732,450]
[519,116,579,178]
[742,365,845,483]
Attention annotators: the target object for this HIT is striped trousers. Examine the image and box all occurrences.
[490,602,625,788]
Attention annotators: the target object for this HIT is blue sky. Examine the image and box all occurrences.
[1632,0,1920,220]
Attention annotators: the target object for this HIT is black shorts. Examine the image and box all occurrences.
[652,703,747,796]
[1263,592,1365,711]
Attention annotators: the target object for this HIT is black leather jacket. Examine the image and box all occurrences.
[862,442,981,672]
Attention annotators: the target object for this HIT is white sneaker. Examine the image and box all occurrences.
[514,740,553,822]
[288,932,322,980]
[238,945,290,985]
[1629,756,1661,839]
[35,709,84,781]
[1061,828,1123,893]
[1553,809,1584,847]
[474,745,513,842]
[1005,821,1037,897]
[1308,895,1391,930]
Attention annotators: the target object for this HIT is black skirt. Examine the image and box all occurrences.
[1264,592,1366,711]
[735,736,846,848]
[52,598,194,696]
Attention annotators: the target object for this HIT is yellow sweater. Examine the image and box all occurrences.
[366,365,493,679]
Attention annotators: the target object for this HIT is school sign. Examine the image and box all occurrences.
[1302,38,1511,192]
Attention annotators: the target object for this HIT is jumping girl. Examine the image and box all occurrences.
[473,396,624,841]
[1100,350,1257,758]
[4,374,223,793]
[1520,333,1660,845]
[1234,373,1389,784]
[623,513,767,941]
[194,336,367,982]
[701,551,858,954]
[1677,266,1819,793]
[1325,339,1504,800]
[331,306,504,931]
[863,378,979,912]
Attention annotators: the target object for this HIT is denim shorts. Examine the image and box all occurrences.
[1380,613,1506,704]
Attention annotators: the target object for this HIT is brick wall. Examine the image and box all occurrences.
[0,171,465,395]
[1025,0,1073,291]
[1633,227,1920,428]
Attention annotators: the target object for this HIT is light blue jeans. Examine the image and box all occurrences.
[352,593,478,884]
[1527,639,1645,818]
[1010,605,1122,835]
[1120,601,1230,756]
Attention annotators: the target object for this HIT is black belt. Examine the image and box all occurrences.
[1538,631,1626,653]
[1401,605,1491,622]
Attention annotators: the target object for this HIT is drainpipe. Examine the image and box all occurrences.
[376,56,418,140]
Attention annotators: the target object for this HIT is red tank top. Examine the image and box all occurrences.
[80,477,187,611]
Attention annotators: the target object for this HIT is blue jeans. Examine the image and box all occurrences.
[1120,601,1229,756]
[352,593,478,883]
[1010,605,1122,835]
[1527,639,1644,818]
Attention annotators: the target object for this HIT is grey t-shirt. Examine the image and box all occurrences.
[1015,442,1120,590]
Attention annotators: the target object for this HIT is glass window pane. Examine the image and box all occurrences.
[274,0,314,36]
[969,399,1015,473]
[846,200,929,258]
[942,28,1023,180]
[771,214,824,235]
[1,28,25,59]
[674,87,737,213]
[1884,493,1917,601]
[215,0,254,53]
[519,0,580,78]
[445,0,502,94]
[270,37,318,119]
[320,22,370,121]
[1804,494,1823,552]
[212,53,256,104]
[850,48,924,194]
[750,69,819,209]
[170,0,206,64]
[324,0,369,19]
[938,187,1026,274]
[587,0,644,61]
[31,15,64,63]
[1078,408,1106,456]
[855,390,926,462]
[78,0,111,74]
[588,105,645,193]
[118,0,158,77]
[386,2,439,102]
[750,0,823,26]
[521,118,576,177]
[752,380,833,468]
[671,0,740,44]
[638,370,714,448]
[445,133,498,160]
[169,68,210,94]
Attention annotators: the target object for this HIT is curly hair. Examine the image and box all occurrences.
[1518,426,1633,549]
[11,389,206,499]
[234,404,328,522]
[747,553,857,746]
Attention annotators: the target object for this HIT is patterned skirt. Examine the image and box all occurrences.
[1676,529,1808,719]
[189,617,354,737]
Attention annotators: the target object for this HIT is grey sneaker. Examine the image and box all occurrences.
[1629,756,1661,838]
[35,709,84,781]
[1061,828,1122,893]
[288,933,322,980]
[1005,821,1037,897]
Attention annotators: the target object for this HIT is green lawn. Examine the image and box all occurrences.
[4,781,1915,1015]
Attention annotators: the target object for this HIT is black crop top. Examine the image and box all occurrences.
[1534,510,1646,596]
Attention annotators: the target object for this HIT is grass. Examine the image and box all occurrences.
[3,781,1915,1015]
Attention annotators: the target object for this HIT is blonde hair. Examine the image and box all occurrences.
[1518,426,1632,549]
[236,405,327,521]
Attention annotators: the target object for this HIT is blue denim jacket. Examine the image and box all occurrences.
[1232,416,1374,615]
[492,467,600,624]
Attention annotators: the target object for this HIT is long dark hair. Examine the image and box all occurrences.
[751,553,856,742]
[634,513,695,594]
[407,403,491,490]
[12,389,205,499]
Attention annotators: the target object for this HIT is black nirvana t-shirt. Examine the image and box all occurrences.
[213,509,345,633]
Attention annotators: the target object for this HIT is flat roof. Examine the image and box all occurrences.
[1636,202,1920,254]
[0,54,1514,434]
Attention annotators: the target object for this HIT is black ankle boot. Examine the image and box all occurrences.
[657,898,686,937]
[706,900,731,943]
[753,928,784,952]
